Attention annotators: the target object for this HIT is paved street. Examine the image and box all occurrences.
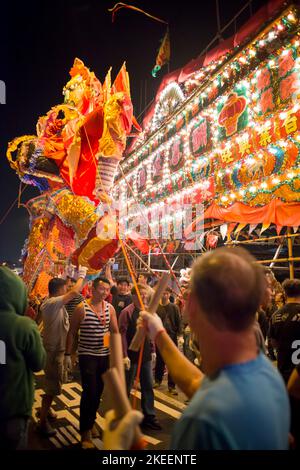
[28,369,187,450]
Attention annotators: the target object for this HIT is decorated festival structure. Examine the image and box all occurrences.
[6,0,300,294]
[112,0,300,279]
[7,59,141,296]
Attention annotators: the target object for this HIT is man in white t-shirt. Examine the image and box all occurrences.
[38,266,87,437]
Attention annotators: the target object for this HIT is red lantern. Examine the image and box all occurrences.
[218,92,247,136]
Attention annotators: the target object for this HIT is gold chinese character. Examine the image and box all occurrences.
[238,136,251,157]
[258,125,272,147]
[283,111,298,134]
[220,146,233,163]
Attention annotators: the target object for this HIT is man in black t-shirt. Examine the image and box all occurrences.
[269,278,300,383]
[111,277,132,319]
[154,287,182,395]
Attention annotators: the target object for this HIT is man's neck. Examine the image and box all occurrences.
[161,300,170,306]
[91,296,105,306]
[199,327,258,377]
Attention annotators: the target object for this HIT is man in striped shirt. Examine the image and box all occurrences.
[65,276,118,449]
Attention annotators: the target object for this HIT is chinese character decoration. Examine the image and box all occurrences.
[189,118,211,156]
[152,153,164,182]
[137,166,147,190]
[169,137,184,171]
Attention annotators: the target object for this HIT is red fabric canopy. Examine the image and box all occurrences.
[186,200,300,237]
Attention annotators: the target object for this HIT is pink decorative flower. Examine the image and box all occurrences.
[257,68,271,91]
[259,89,275,114]
[280,73,298,101]
[278,50,295,78]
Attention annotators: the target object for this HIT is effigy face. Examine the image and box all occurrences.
[63,75,86,109]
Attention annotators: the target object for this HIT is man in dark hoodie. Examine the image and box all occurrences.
[0,266,46,449]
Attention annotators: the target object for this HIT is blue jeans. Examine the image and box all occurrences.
[126,361,155,418]
[0,417,29,450]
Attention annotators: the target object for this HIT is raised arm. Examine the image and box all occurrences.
[65,303,85,355]
[61,266,88,305]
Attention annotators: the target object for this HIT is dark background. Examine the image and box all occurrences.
[0,0,268,263]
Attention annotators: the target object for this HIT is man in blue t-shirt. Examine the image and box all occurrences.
[102,247,290,450]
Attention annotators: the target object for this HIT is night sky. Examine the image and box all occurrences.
[0,0,268,263]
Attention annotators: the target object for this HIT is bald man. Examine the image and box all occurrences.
[104,247,290,450]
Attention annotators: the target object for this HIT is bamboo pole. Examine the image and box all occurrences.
[256,257,300,264]
[109,333,126,390]
[226,232,300,245]
[287,227,295,279]
[123,241,158,276]
[129,273,170,352]
[270,243,283,268]
[102,368,146,449]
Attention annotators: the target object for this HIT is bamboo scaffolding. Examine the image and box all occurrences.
[226,233,300,245]
[287,227,295,279]
[256,257,300,264]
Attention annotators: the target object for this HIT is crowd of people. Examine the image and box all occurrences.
[1,247,300,451]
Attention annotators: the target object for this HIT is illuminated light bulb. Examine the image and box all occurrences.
[239,56,247,64]
[217,171,223,177]
[280,112,287,120]
[249,49,256,57]
[268,59,275,68]
[249,186,257,193]
[230,193,236,199]
[225,168,231,174]
[268,31,276,40]
[221,195,228,202]
[287,12,296,22]
[295,41,300,47]
[259,40,265,47]
[272,177,280,184]
[256,69,261,76]
[246,157,256,165]
[293,103,300,112]
[239,190,245,196]
[277,23,284,31]
[288,171,295,179]
[282,49,289,56]
[261,182,268,189]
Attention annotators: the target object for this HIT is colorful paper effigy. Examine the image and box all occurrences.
[7,59,139,294]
